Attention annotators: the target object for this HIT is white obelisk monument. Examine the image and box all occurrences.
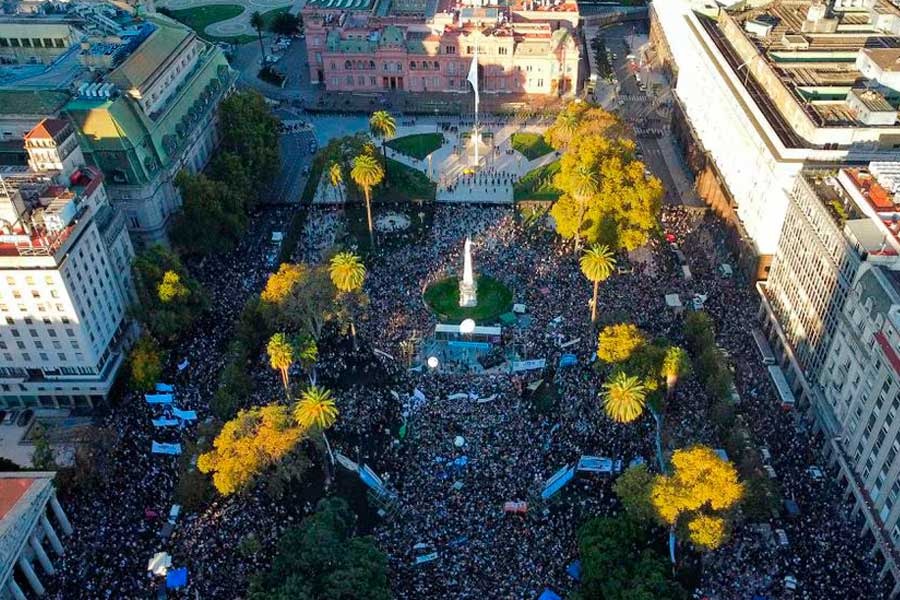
[459,236,478,307]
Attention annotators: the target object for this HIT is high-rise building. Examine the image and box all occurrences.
[760,165,900,415]
[758,162,900,593]
[818,262,900,595]
[0,118,135,409]
[651,0,900,278]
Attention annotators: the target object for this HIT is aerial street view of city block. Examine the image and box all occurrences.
[4,0,900,598]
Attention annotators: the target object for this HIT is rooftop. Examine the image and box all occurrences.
[305,0,378,11]
[106,17,192,93]
[0,479,35,520]
[24,118,70,142]
[712,0,900,128]
[0,90,71,117]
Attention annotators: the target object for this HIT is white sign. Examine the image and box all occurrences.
[510,359,546,372]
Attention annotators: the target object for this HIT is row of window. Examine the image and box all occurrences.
[2,351,82,363]
[0,37,67,49]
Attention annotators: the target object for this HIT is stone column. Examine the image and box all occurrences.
[40,513,64,556]
[7,579,27,600]
[30,535,55,575]
[49,493,73,535]
[17,556,45,597]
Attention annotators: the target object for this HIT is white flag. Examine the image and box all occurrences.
[467,45,479,109]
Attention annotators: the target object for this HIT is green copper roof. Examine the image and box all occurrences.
[380,25,404,46]
[326,29,376,53]
[65,46,234,185]
[306,0,375,9]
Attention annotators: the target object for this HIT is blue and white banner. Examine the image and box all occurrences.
[540,465,575,500]
[511,358,546,373]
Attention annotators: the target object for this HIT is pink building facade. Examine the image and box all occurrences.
[302,6,581,97]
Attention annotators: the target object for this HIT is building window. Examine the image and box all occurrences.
[445,46,456,54]
[498,47,508,55]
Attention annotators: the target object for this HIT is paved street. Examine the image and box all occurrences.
[585,22,703,208]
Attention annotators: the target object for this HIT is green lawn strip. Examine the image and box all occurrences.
[162,4,291,45]
[514,159,561,202]
[423,276,513,324]
[373,158,436,204]
[511,132,553,160]
[385,133,444,160]
[165,5,244,31]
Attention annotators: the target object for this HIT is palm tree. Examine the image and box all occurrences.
[293,335,319,385]
[294,385,339,468]
[558,110,581,146]
[328,162,343,203]
[580,244,616,323]
[350,154,384,245]
[266,333,293,399]
[250,11,266,64]
[330,251,366,347]
[329,251,366,292]
[571,164,598,250]
[661,346,691,399]
[601,371,647,424]
[369,110,397,169]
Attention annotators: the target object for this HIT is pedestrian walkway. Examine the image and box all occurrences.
[657,134,703,207]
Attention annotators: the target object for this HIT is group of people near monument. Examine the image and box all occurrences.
[42,200,889,599]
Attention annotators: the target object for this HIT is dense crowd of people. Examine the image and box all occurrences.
[40,191,892,600]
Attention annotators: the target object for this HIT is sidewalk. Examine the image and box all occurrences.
[657,134,703,207]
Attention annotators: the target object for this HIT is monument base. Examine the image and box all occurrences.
[459,281,478,307]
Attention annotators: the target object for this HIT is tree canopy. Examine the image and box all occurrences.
[132,245,206,342]
[128,334,164,391]
[171,171,247,255]
[601,371,647,424]
[260,263,337,338]
[545,101,662,252]
[197,404,306,495]
[651,445,744,550]
[613,464,657,523]
[575,515,687,600]
[597,323,646,364]
[250,498,391,600]
[217,90,280,205]
[329,251,366,293]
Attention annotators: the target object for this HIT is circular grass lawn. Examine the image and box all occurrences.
[423,275,513,323]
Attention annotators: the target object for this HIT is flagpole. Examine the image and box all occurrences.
[473,40,479,168]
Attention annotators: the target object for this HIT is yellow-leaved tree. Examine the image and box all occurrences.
[597,323,646,364]
[651,445,744,551]
[261,263,306,307]
[157,270,189,303]
[549,133,663,252]
[198,404,305,495]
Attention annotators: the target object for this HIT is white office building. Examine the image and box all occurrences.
[0,119,135,409]
[651,0,900,276]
